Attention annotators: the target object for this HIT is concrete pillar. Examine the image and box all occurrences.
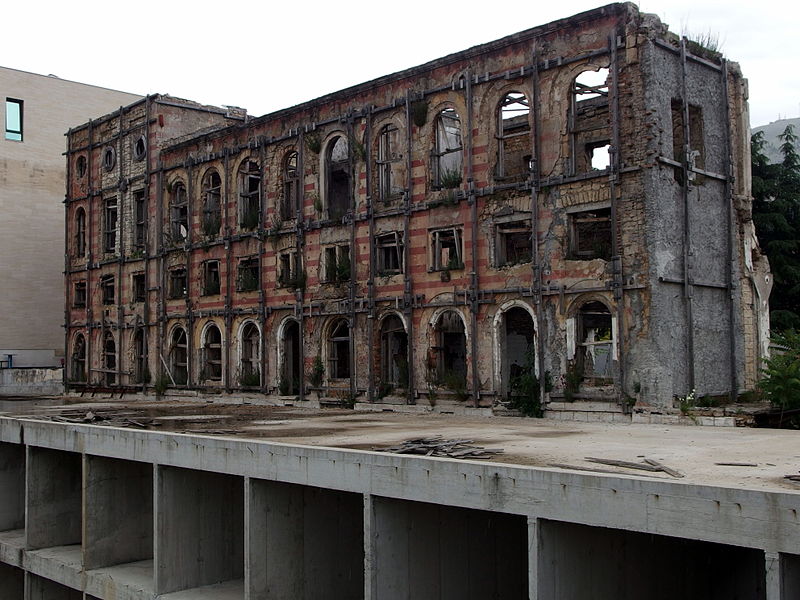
[364,494,376,600]
[0,442,25,532]
[82,455,153,570]
[766,552,800,599]
[528,517,539,600]
[0,562,23,599]
[154,465,244,595]
[25,573,81,600]
[25,448,82,550]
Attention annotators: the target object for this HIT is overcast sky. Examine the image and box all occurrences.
[3,0,797,128]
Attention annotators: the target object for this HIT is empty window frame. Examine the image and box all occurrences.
[569,208,612,260]
[432,108,463,188]
[376,232,404,275]
[169,327,188,385]
[576,301,614,381]
[432,310,467,383]
[202,260,220,296]
[326,136,350,219]
[104,197,118,253]
[379,315,408,387]
[5,98,23,141]
[170,182,188,242]
[239,160,261,230]
[134,189,146,251]
[201,324,223,382]
[76,155,87,178]
[132,273,146,303]
[497,92,531,179]
[101,275,115,305]
[430,227,463,271]
[71,334,87,383]
[327,319,351,379]
[102,146,116,171]
[495,220,532,266]
[278,251,300,288]
[202,171,221,236]
[281,151,300,220]
[324,245,351,283]
[75,208,86,257]
[237,257,259,292]
[377,124,403,202]
[569,69,610,174]
[169,268,187,299]
[133,135,147,161]
[133,328,147,384]
[73,281,87,307]
[240,322,260,386]
[671,99,705,184]
[102,331,117,386]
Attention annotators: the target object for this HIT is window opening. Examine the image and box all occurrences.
[577,301,613,382]
[134,190,146,251]
[103,331,116,386]
[104,197,117,253]
[324,244,351,283]
[133,136,146,161]
[497,92,531,179]
[376,232,404,275]
[377,124,403,202]
[102,146,116,171]
[328,319,351,379]
[281,320,301,394]
[278,251,302,288]
[432,311,466,383]
[496,220,532,266]
[240,323,260,387]
[71,334,86,383]
[132,273,146,303]
[202,325,222,382]
[133,329,147,384]
[169,327,188,385]
[237,257,259,292]
[433,109,463,188]
[202,171,221,236]
[281,151,300,220]
[101,275,115,305]
[671,99,705,184]
[502,307,536,399]
[326,136,350,219]
[169,268,187,299]
[431,228,463,271]
[379,315,408,388]
[202,260,220,296]
[75,208,86,257]
[5,98,23,141]
[570,69,610,174]
[569,208,612,260]
[239,160,261,230]
[76,155,87,178]
[170,182,188,242]
[73,281,87,308]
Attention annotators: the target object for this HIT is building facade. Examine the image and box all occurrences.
[0,66,141,369]
[64,3,770,411]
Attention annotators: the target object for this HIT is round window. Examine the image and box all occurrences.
[76,155,87,178]
[102,146,116,171]
[133,135,146,161]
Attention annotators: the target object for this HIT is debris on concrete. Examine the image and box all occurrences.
[585,457,684,478]
[381,437,504,459]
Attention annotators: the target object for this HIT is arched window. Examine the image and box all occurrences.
[326,136,350,219]
[497,92,531,179]
[71,334,86,383]
[327,319,351,379]
[570,68,611,173]
[575,301,614,382]
[281,151,300,220]
[170,182,188,242]
[239,160,261,230]
[377,124,402,202]
[501,306,536,399]
[240,322,260,387]
[379,315,408,388]
[75,208,86,257]
[431,310,466,383]
[202,171,222,236]
[169,327,188,385]
[102,331,116,386]
[433,108,462,189]
[76,155,87,179]
[133,328,147,384]
[202,324,223,382]
[281,319,301,394]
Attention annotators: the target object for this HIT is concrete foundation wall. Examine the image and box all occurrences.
[0,442,25,531]
[0,368,63,397]
[26,573,82,600]
[25,448,81,550]
[0,562,24,599]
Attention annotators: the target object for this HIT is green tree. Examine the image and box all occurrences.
[752,125,800,331]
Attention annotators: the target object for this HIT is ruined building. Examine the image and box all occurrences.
[64,2,770,414]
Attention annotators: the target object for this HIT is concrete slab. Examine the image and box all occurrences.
[159,577,244,600]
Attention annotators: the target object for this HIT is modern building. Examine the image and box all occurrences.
[64,2,770,416]
[1,67,141,369]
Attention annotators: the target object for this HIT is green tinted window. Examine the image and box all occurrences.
[5,98,22,141]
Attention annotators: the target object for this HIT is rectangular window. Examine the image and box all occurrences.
[169,268,187,299]
[134,190,146,251]
[73,281,87,307]
[569,208,612,260]
[101,275,115,305]
[132,273,146,303]
[104,197,118,253]
[495,220,532,267]
[324,245,351,283]
[376,232,404,275]
[671,99,705,184]
[431,228,463,271]
[5,98,23,141]
[202,260,220,296]
[237,257,259,292]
